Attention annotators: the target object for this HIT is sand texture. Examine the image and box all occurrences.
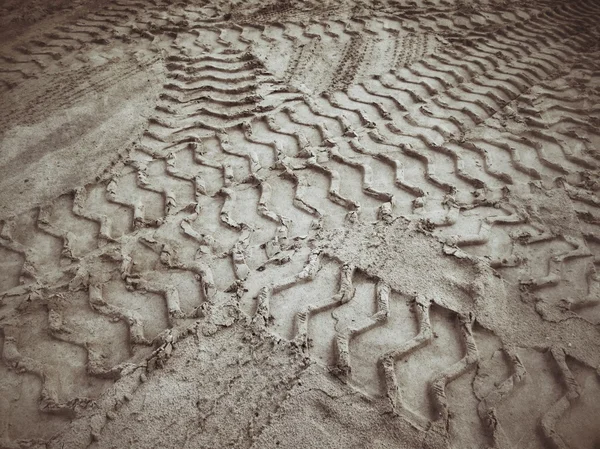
[1,0,600,448]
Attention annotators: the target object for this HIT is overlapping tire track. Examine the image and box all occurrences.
[1,0,600,447]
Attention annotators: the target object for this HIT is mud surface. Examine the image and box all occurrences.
[1,0,600,448]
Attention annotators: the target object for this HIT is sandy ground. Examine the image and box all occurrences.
[1,0,600,448]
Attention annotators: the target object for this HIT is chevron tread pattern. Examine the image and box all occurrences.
[2,0,600,448]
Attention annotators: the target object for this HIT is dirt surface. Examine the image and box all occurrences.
[1,0,600,448]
